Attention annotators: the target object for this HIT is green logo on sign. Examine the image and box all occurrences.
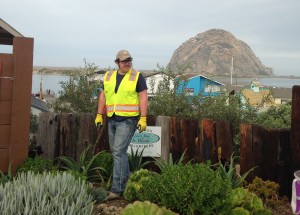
[131,132,160,144]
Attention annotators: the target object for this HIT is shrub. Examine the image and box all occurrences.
[17,156,58,174]
[138,163,232,215]
[120,200,177,215]
[0,171,93,215]
[93,151,113,180]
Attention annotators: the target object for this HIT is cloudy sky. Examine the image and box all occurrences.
[1,0,300,76]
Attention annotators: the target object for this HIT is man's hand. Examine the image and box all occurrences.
[137,116,147,132]
[95,114,103,128]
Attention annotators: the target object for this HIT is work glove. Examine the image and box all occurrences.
[137,116,147,132]
[95,114,103,128]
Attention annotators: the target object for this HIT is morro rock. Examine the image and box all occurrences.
[167,29,273,77]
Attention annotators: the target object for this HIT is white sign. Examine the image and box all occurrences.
[128,126,161,157]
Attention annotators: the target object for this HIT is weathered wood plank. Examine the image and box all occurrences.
[291,86,300,176]
[180,118,198,163]
[215,121,233,163]
[58,113,77,160]
[240,124,252,177]
[38,112,59,160]
[169,117,182,162]
[77,113,97,161]
[200,119,216,163]
[155,116,170,162]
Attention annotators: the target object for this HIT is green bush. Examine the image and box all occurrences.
[17,156,58,174]
[93,151,113,180]
[137,163,232,215]
[124,169,156,201]
[0,171,93,215]
[121,200,177,215]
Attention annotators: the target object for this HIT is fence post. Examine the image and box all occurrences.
[37,112,59,160]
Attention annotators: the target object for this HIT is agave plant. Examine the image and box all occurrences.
[152,149,190,172]
[217,152,255,189]
[57,144,106,182]
[128,146,151,172]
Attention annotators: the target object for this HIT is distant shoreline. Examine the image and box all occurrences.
[32,66,300,79]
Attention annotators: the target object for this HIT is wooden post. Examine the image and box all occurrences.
[200,119,216,163]
[38,112,59,160]
[155,116,170,162]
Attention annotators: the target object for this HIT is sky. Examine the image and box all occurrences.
[1,0,300,76]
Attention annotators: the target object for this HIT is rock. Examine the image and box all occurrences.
[167,29,274,77]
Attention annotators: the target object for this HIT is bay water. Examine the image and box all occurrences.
[32,74,300,95]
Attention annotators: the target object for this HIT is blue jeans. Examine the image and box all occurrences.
[108,117,138,195]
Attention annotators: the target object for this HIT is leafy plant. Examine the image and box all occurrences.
[57,144,106,182]
[121,200,178,215]
[216,152,255,189]
[128,146,151,172]
[230,187,272,215]
[0,171,94,215]
[247,177,280,208]
[0,162,13,185]
[17,156,58,174]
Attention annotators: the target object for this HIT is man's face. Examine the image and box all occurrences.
[118,58,132,71]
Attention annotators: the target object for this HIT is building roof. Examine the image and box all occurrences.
[178,73,225,85]
[31,97,49,112]
[269,87,292,99]
[0,18,23,45]
[241,88,273,106]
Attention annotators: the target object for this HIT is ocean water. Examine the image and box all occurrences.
[32,74,300,95]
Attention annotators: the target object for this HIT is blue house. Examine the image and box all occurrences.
[177,73,224,97]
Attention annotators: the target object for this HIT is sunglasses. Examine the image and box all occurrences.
[119,59,132,63]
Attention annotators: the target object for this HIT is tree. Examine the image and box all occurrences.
[51,59,103,113]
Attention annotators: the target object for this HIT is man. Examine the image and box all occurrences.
[95,50,148,199]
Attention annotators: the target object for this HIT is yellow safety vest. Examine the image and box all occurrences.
[104,69,140,117]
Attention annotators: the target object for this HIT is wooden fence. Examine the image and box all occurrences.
[37,113,296,198]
